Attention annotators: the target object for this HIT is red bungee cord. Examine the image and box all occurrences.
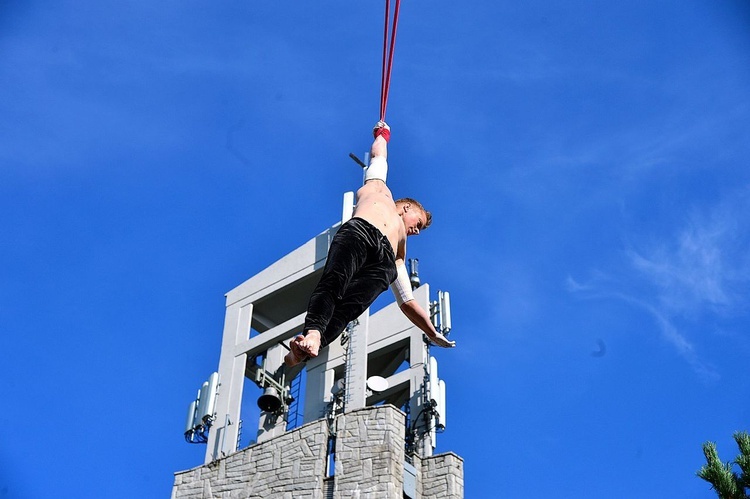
[380,0,401,122]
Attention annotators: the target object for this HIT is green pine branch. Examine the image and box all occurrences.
[734,432,750,490]
[697,432,750,499]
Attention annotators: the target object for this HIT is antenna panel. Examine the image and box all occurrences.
[185,400,198,433]
[198,372,219,422]
[439,291,452,333]
[196,381,210,423]
[436,379,446,431]
[429,356,439,407]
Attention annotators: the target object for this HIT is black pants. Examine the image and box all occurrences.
[304,217,398,348]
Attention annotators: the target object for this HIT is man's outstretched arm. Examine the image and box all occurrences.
[399,299,456,348]
[391,258,456,348]
[364,121,390,184]
[371,120,390,160]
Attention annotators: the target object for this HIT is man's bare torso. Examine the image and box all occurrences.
[352,180,405,260]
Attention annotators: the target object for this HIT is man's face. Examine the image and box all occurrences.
[402,204,425,236]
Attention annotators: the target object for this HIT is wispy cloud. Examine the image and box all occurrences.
[628,191,750,316]
[627,218,729,314]
[623,293,719,382]
[568,187,750,380]
[567,274,721,381]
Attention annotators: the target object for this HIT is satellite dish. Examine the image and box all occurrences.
[366,376,389,393]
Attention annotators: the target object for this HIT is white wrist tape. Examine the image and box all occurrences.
[364,155,388,183]
[390,263,414,306]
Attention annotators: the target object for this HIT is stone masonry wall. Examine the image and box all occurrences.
[172,419,329,499]
[172,405,464,499]
[419,452,465,498]
[333,405,405,498]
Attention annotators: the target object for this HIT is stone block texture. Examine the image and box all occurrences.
[172,405,463,499]
[417,453,465,499]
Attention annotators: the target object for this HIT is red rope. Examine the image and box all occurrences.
[380,0,401,122]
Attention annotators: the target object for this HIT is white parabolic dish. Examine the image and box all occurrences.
[366,375,389,393]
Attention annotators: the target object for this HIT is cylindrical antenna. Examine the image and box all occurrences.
[439,291,452,334]
[199,372,219,423]
[428,356,439,407]
[185,399,198,434]
[409,258,420,289]
[196,381,210,423]
[437,379,446,431]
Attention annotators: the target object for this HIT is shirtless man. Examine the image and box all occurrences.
[284,121,455,367]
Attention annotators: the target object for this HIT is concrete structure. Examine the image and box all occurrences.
[173,405,464,499]
[177,193,463,498]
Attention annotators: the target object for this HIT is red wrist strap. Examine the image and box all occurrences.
[374,127,391,142]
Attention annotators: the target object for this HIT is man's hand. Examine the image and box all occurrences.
[398,299,456,349]
[426,330,456,348]
[373,120,391,142]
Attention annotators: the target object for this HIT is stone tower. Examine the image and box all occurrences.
[174,193,463,498]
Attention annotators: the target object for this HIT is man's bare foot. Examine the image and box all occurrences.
[284,335,310,367]
[297,330,322,357]
[426,331,456,348]
[284,350,301,367]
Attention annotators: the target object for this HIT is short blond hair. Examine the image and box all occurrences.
[395,198,432,229]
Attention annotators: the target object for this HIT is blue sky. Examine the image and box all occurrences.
[2,1,749,497]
